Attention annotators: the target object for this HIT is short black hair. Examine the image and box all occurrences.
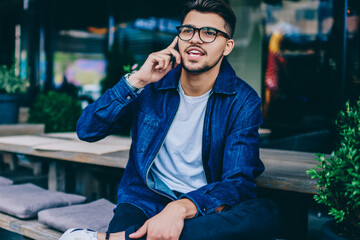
[181,0,236,38]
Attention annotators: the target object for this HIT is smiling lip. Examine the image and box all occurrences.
[186,46,205,54]
[186,47,206,59]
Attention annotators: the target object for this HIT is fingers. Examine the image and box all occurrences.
[151,53,172,72]
[133,37,181,84]
[129,222,147,239]
[167,37,181,65]
[150,37,180,71]
[168,48,181,66]
[168,36,179,49]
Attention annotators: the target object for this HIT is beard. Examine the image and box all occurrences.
[181,53,224,74]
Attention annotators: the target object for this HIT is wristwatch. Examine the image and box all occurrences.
[124,72,144,94]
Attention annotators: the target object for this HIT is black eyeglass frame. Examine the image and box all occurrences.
[176,25,231,43]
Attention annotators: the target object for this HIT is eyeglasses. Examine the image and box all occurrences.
[176,25,231,43]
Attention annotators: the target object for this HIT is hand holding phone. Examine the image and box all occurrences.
[170,43,180,69]
[128,37,181,89]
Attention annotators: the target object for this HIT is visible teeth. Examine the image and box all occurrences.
[189,50,201,54]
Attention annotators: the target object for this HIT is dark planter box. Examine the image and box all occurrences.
[322,221,350,240]
[0,94,21,124]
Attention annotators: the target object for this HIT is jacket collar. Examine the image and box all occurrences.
[158,58,236,95]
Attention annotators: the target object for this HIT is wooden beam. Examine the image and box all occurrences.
[48,161,65,192]
[0,212,62,240]
[0,124,44,136]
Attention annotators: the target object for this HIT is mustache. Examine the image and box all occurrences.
[184,45,207,55]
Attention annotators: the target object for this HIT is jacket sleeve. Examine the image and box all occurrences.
[76,77,138,142]
[181,96,264,216]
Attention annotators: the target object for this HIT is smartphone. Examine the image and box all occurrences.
[170,42,179,69]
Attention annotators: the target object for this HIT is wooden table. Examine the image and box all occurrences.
[0,133,317,193]
[0,124,45,173]
[258,128,272,139]
[0,133,320,239]
[0,133,130,192]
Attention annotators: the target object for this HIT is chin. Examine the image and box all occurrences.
[181,54,224,74]
[181,60,208,73]
[183,64,211,74]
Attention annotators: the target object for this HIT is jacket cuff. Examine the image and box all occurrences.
[112,76,139,102]
[178,194,201,217]
[125,225,144,240]
[180,191,216,216]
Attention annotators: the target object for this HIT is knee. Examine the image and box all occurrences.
[245,198,281,225]
[231,198,281,239]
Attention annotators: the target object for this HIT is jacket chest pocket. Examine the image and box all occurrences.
[135,111,160,153]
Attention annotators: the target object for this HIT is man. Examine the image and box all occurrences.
[60,0,279,239]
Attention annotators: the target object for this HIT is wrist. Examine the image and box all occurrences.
[98,232,125,240]
[128,71,147,89]
[124,71,144,94]
[169,199,197,219]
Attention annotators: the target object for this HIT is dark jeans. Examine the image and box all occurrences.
[107,198,280,240]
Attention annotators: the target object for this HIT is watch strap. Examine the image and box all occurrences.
[124,72,144,94]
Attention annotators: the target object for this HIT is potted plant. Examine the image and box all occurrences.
[28,91,82,133]
[0,63,29,124]
[307,99,360,240]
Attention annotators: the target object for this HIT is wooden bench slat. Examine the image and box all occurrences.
[0,212,62,240]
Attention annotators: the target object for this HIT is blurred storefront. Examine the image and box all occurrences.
[228,0,359,150]
[261,0,359,142]
[0,0,359,149]
[0,0,186,101]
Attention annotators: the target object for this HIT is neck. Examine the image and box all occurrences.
[180,59,223,96]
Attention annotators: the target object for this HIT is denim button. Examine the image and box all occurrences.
[126,96,131,100]
[203,208,207,212]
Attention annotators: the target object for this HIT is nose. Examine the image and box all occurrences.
[189,29,203,44]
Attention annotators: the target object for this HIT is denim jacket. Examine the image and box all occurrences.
[77,59,264,218]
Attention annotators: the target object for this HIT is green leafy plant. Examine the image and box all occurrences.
[307,98,360,239]
[28,91,83,133]
[0,63,29,94]
[123,63,138,74]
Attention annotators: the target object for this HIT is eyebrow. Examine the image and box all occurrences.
[181,24,224,31]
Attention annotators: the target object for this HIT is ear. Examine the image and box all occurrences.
[223,39,234,56]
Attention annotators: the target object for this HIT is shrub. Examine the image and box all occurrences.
[307,98,360,239]
[0,63,28,94]
[29,91,82,133]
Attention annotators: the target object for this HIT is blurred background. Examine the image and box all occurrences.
[1,0,359,149]
[0,0,358,146]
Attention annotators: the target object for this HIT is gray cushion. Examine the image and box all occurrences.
[0,176,13,186]
[38,198,115,232]
[0,183,86,219]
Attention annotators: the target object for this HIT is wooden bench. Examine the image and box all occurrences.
[0,212,61,240]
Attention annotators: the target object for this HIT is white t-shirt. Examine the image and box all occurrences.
[150,82,210,193]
